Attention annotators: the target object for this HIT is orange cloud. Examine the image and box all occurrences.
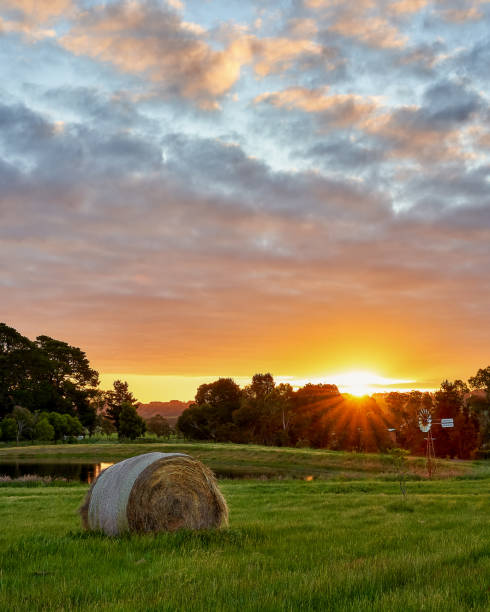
[1,0,72,23]
[330,15,407,49]
[60,3,249,109]
[253,38,323,77]
[255,87,379,127]
[304,0,375,9]
[60,2,324,109]
[389,0,428,15]
[286,18,319,39]
[361,109,468,161]
[434,0,490,22]
[305,0,410,49]
[439,6,483,22]
[0,15,55,38]
[0,0,72,38]
[466,125,490,151]
[167,0,184,11]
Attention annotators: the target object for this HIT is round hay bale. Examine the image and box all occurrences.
[80,452,228,536]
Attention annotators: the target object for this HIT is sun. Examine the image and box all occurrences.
[278,371,414,396]
[328,370,407,397]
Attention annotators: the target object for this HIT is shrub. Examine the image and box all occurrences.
[33,418,55,441]
[1,417,17,441]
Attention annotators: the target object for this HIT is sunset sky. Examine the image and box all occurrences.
[1,0,489,401]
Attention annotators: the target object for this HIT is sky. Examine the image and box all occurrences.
[1,0,489,401]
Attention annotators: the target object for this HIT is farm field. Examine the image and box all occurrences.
[1,444,489,611]
[1,441,488,480]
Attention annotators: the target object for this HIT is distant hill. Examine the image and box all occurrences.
[137,400,191,426]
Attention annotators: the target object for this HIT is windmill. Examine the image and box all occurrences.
[418,408,454,478]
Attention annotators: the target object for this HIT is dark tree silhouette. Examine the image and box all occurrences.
[118,402,146,440]
[105,380,139,435]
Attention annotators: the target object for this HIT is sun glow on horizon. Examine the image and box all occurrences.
[100,371,425,403]
[328,370,413,397]
[276,370,416,396]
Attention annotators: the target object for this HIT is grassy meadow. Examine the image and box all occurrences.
[1,440,488,480]
[1,443,489,610]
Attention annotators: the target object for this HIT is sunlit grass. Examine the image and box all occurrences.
[1,475,489,611]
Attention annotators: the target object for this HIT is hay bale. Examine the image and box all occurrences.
[80,452,228,536]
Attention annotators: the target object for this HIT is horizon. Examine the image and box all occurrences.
[101,372,441,404]
[1,1,489,397]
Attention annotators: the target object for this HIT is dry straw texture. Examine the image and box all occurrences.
[80,452,228,536]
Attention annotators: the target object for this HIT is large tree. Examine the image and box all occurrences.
[0,323,37,418]
[468,367,490,395]
[468,366,490,450]
[233,374,294,446]
[104,380,139,435]
[146,415,172,439]
[195,378,242,422]
[289,384,342,448]
[178,378,242,441]
[118,403,146,440]
[434,380,479,458]
[34,335,99,428]
[0,323,99,429]
[10,405,34,443]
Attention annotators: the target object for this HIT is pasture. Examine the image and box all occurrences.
[1,440,488,480]
[0,444,489,610]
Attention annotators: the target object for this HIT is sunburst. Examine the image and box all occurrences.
[329,371,411,396]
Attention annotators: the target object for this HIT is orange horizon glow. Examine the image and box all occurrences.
[11,278,488,407]
[99,370,438,403]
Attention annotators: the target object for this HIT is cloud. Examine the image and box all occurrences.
[389,0,428,15]
[166,0,184,11]
[42,86,156,131]
[1,1,489,379]
[254,87,379,128]
[357,79,483,161]
[1,0,72,23]
[59,1,327,109]
[440,7,483,22]
[422,80,482,126]
[330,14,407,49]
[403,163,490,210]
[0,15,55,39]
[285,18,319,38]
[252,37,324,77]
[397,41,449,73]
[435,0,489,23]
[363,110,462,162]
[60,2,246,109]
[304,0,408,49]
[0,0,72,39]
[298,136,385,172]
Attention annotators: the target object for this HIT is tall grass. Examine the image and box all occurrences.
[1,477,489,611]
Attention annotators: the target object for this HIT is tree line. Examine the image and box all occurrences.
[177,371,490,458]
[0,323,146,442]
[1,322,489,457]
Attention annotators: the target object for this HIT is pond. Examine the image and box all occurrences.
[0,461,287,482]
[0,461,114,483]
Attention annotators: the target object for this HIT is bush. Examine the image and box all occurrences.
[119,403,146,440]
[33,418,55,441]
[1,417,17,441]
[146,415,172,439]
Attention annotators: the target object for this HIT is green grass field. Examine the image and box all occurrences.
[1,440,488,480]
[1,443,489,610]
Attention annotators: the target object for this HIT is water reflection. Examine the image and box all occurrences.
[0,461,114,483]
[0,462,276,481]
[91,462,114,483]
